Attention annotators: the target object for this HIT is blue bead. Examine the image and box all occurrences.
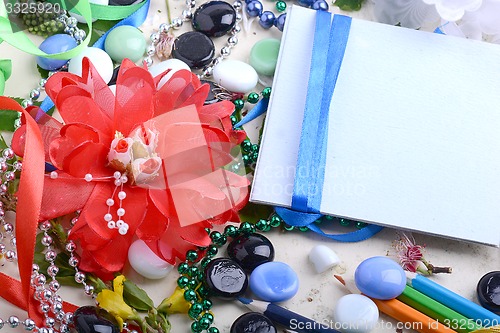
[297,0,315,7]
[354,256,406,300]
[259,11,275,29]
[274,13,286,32]
[249,262,299,302]
[36,34,77,71]
[312,0,329,11]
[246,0,263,17]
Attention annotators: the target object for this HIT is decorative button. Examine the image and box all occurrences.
[68,47,114,83]
[477,271,500,314]
[249,38,280,76]
[172,31,215,69]
[37,34,77,70]
[127,239,173,280]
[230,312,277,333]
[213,60,258,93]
[354,256,406,300]
[72,306,119,333]
[334,294,379,333]
[204,258,248,299]
[104,26,146,63]
[192,1,236,37]
[148,58,191,88]
[227,233,274,273]
[249,261,299,302]
[308,244,340,274]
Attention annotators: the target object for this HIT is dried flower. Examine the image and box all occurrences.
[393,232,452,275]
[156,31,175,59]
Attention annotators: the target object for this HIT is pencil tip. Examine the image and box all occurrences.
[237,297,252,304]
[333,275,345,285]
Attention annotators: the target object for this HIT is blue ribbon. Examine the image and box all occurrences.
[278,11,383,242]
[234,96,269,128]
[40,0,150,113]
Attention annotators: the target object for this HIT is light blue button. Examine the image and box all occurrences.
[354,256,406,300]
[36,34,77,70]
[249,261,299,302]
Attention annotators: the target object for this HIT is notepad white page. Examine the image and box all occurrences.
[251,5,500,246]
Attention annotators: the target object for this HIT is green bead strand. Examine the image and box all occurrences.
[184,289,198,302]
[191,321,203,333]
[224,225,239,237]
[186,250,199,262]
[247,92,260,104]
[208,327,220,333]
[262,87,272,98]
[178,262,189,274]
[275,1,286,12]
[233,99,244,110]
[177,276,190,288]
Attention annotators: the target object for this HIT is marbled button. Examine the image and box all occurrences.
[249,38,280,76]
[249,261,299,302]
[205,258,248,299]
[192,1,236,37]
[230,312,277,333]
[172,31,215,69]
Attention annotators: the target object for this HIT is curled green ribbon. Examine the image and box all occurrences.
[0,59,11,96]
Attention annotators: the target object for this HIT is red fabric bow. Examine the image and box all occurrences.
[11,59,249,280]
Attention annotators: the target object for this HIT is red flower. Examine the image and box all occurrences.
[12,59,249,280]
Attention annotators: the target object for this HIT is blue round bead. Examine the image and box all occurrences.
[274,13,286,32]
[259,11,275,29]
[312,0,329,11]
[36,34,78,71]
[354,256,406,300]
[246,0,263,17]
[297,0,315,7]
[249,262,299,302]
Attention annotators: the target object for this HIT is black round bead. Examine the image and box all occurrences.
[230,312,277,333]
[192,1,236,37]
[172,31,215,69]
[204,258,248,299]
[477,271,500,314]
[227,233,274,273]
[72,306,120,333]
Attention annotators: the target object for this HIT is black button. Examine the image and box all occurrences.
[172,31,215,69]
[192,1,236,37]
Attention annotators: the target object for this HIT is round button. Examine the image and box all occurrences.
[104,25,146,63]
[334,294,379,333]
[227,233,275,273]
[477,271,500,314]
[249,38,280,76]
[230,312,277,333]
[37,34,77,70]
[204,258,248,299]
[172,31,215,69]
[249,261,299,302]
[354,256,406,300]
[192,1,236,37]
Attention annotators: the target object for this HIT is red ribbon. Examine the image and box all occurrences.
[0,97,77,324]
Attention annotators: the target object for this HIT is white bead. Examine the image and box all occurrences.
[308,245,340,274]
[118,191,127,200]
[106,198,114,206]
[116,208,125,216]
[68,47,114,83]
[128,239,174,279]
[50,171,58,179]
[118,226,128,235]
[104,213,112,222]
[114,171,122,179]
[213,60,258,93]
[114,179,122,186]
[120,175,128,183]
[84,173,93,182]
[116,219,125,227]
[333,294,379,333]
[107,221,116,229]
[149,58,190,89]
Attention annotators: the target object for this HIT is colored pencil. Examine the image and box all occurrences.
[334,275,458,333]
[398,285,482,333]
[237,297,341,333]
[407,272,500,328]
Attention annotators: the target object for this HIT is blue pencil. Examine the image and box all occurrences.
[406,272,500,327]
[237,297,341,333]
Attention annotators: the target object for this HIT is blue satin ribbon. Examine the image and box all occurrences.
[40,0,150,113]
[278,11,383,241]
[234,96,269,128]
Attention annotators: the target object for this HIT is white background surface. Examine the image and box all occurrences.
[0,1,499,333]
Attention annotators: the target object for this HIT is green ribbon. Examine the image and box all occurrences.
[0,0,147,60]
[0,59,11,96]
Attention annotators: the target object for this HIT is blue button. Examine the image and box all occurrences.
[354,256,406,300]
[249,261,299,302]
[36,34,77,71]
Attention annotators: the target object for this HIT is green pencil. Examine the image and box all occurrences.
[397,285,482,333]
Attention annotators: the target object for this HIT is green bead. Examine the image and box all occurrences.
[324,215,335,220]
[202,299,213,310]
[184,289,198,302]
[177,276,190,288]
[199,318,211,330]
[270,215,282,228]
[261,87,272,98]
[197,285,209,297]
[251,144,259,153]
[188,279,198,289]
[178,262,189,274]
[233,99,244,110]
[242,154,250,165]
[239,222,254,234]
[200,257,212,269]
[251,152,259,162]
[208,327,220,333]
[191,321,203,333]
[356,221,367,229]
[224,225,239,237]
[206,245,218,258]
[299,226,309,232]
[202,313,214,324]
[186,250,198,262]
[189,303,203,319]
[339,218,351,226]
[283,224,295,231]
[241,140,252,152]
[104,25,146,63]
[249,38,281,76]
[188,266,199,277]
[210,231,227,246]
[255,219,268,231]
[276,1,286,12]
[247,92,259,104]
[197,272,205,282]
[230,115,238,124]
